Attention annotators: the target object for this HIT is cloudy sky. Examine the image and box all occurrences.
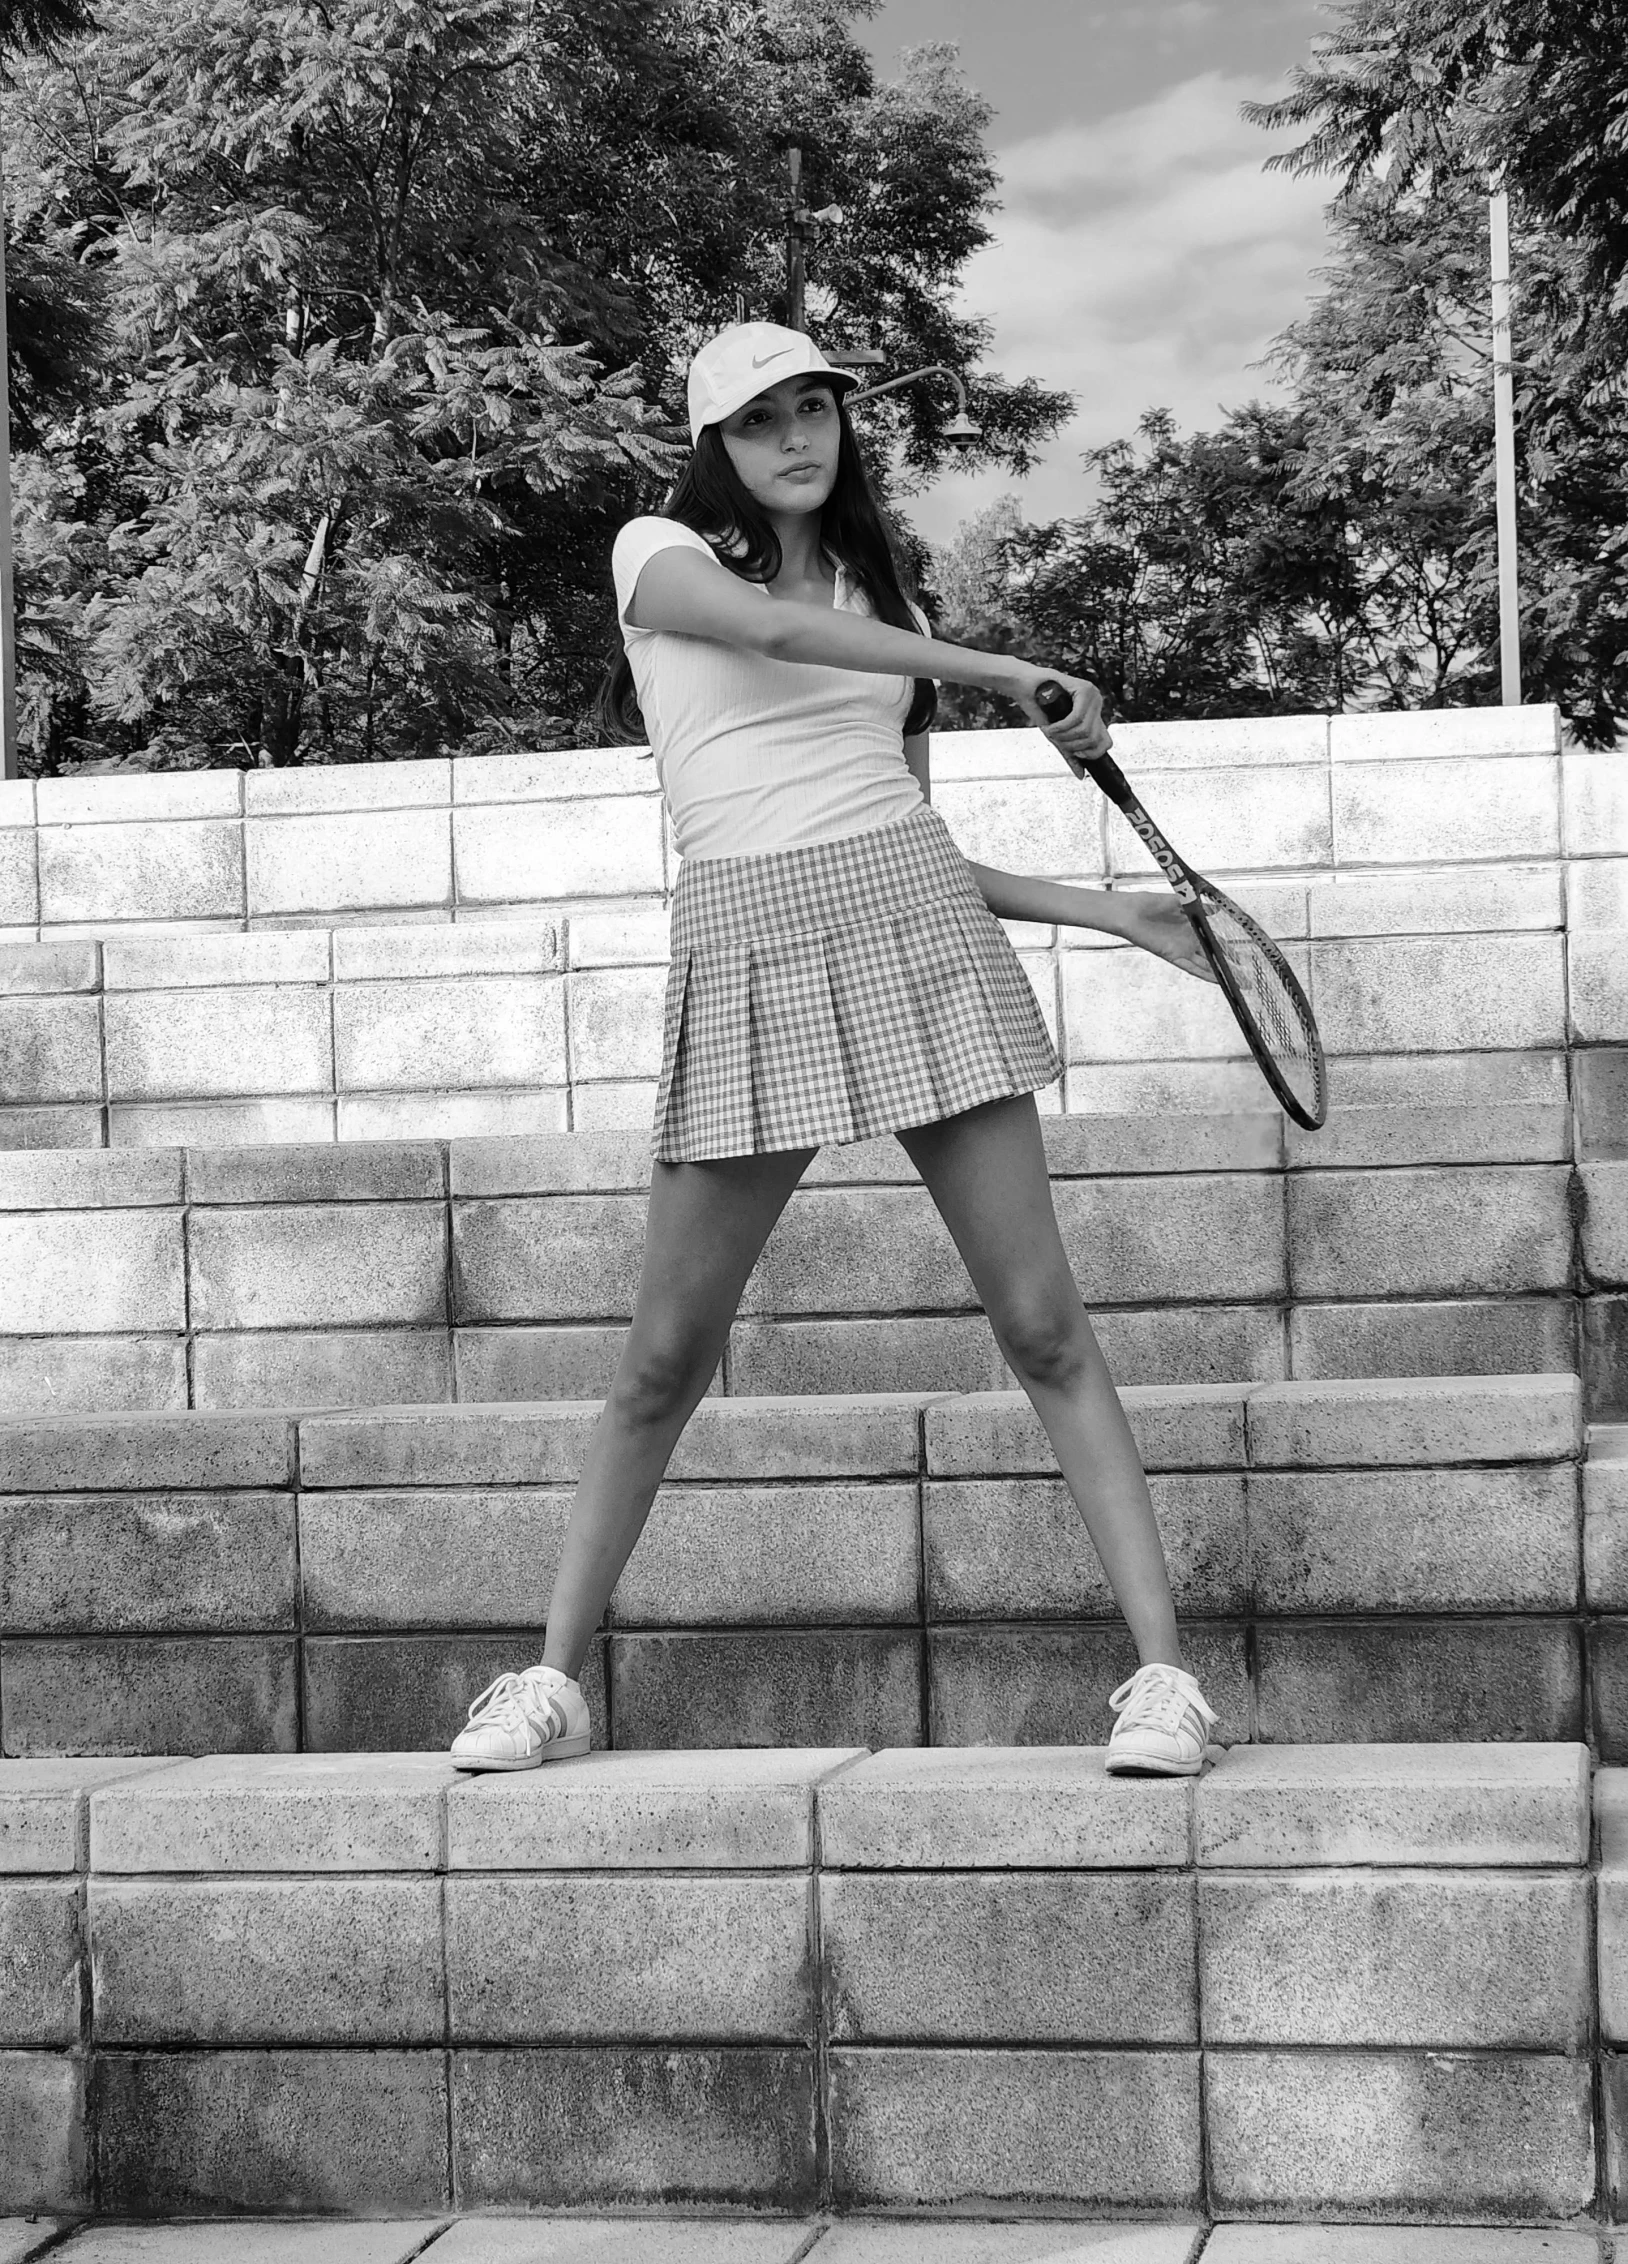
[859,0,1338,542]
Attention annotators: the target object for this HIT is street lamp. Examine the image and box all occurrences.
[847,363,983,446]
[780,145,981,449]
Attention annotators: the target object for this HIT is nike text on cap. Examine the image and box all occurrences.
[686,323,859,443]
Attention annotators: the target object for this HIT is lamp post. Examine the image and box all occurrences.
[1489,187,1521,706]
[779,147,978,446]
[784,145,810,334]
[783,144,877,359]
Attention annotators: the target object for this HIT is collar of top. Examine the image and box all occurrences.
[686,324,858,444]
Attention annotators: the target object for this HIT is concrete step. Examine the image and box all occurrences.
[0,2229,1613,2264]
[1,705,1612,1158]
[0,1120,1619,1418]
[0,906,1608,1159]
[0,1374,1611,1758]
[0,1740,1611,2224]
[0,705,1571,934]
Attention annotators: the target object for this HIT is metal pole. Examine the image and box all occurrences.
[0,169,16,779]
[785,145,806,333]
[1490,188,1521,706]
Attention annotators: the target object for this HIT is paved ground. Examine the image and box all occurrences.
[0,2221,1616,2263]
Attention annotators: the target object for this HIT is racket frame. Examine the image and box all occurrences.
[1076,744,1329,1131]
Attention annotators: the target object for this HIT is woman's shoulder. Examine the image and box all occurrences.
[612,516,718,568]
[611,517,722,629]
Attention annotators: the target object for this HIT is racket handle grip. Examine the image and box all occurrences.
[1033,679,1073,724]
[1032,676,1131,802]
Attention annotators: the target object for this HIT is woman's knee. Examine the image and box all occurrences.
[996,1290,1094,1391]
[610,1326,720,1429]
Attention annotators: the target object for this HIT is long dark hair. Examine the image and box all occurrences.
[598,391,938,743]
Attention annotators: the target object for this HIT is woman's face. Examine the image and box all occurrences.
[718,375,841,516]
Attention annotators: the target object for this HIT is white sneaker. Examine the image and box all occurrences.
[1104,1661,1218,1777]
[450,1664,591,1772]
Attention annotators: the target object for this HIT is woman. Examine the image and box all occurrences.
[452,322,1219,1777]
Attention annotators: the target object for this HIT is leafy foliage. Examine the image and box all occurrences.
[1248,0,1628,375]
[933,407,1408,730]
[3,0,1070,771]
[3,0,110,450]
[1274,170,1628,742]
[1248,0,1628,741]
[1,0,96,54]
[934,1,1628,743]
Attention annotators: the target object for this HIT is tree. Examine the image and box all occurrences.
[1249,0,1628,377]
[2,0,1071,770]
[1249,0,1628,740]
[934,2,1628,741]
[933,408,1380,727]
[3,0,95,45]
[5,0,690,765]
[1274,172,1628,738]
[926,494,1031,728]
[3,0,109,780]
[3,0,107,437]
[83,330,679,767]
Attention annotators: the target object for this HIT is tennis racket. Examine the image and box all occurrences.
[1034,680,1328,1130]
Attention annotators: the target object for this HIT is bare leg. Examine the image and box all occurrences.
[897,1094,1182,1668]
[541,1144,816,1676]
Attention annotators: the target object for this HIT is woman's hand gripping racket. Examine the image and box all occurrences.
[1034,680,1328,1131]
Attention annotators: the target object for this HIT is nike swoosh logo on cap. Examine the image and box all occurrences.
[751,349,793,368]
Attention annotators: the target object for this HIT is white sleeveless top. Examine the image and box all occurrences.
[611,516,928,862]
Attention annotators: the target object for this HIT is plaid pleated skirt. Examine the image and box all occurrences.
[652,801,1062,1161]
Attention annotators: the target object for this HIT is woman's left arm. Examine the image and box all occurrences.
[905,741,1126,935]
[909,738,1210,977]
[970,862,1216,982]
[970,865,1134,937]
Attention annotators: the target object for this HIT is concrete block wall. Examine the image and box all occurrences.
[4,705,1620,2239]
[0,1114,1621,1417]
[2,1372,1613,1761]
[2,706,1622,1152]
[0,1741,1616,2219]
[0,921,577,1152]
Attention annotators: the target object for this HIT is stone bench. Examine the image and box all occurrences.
[1,706,1621,1169]
[0,1121,1620,1419]
[0,1374,1607,1758]
[0,886,1614,1151]
[0,1741,1610,2222]
[0,709,1579,946]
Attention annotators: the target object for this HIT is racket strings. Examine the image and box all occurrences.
[1198,889,1325,1117]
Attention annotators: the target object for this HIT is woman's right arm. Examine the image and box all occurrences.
[626,545,1110,764]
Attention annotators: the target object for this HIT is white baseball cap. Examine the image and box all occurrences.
[686,323,858,443]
